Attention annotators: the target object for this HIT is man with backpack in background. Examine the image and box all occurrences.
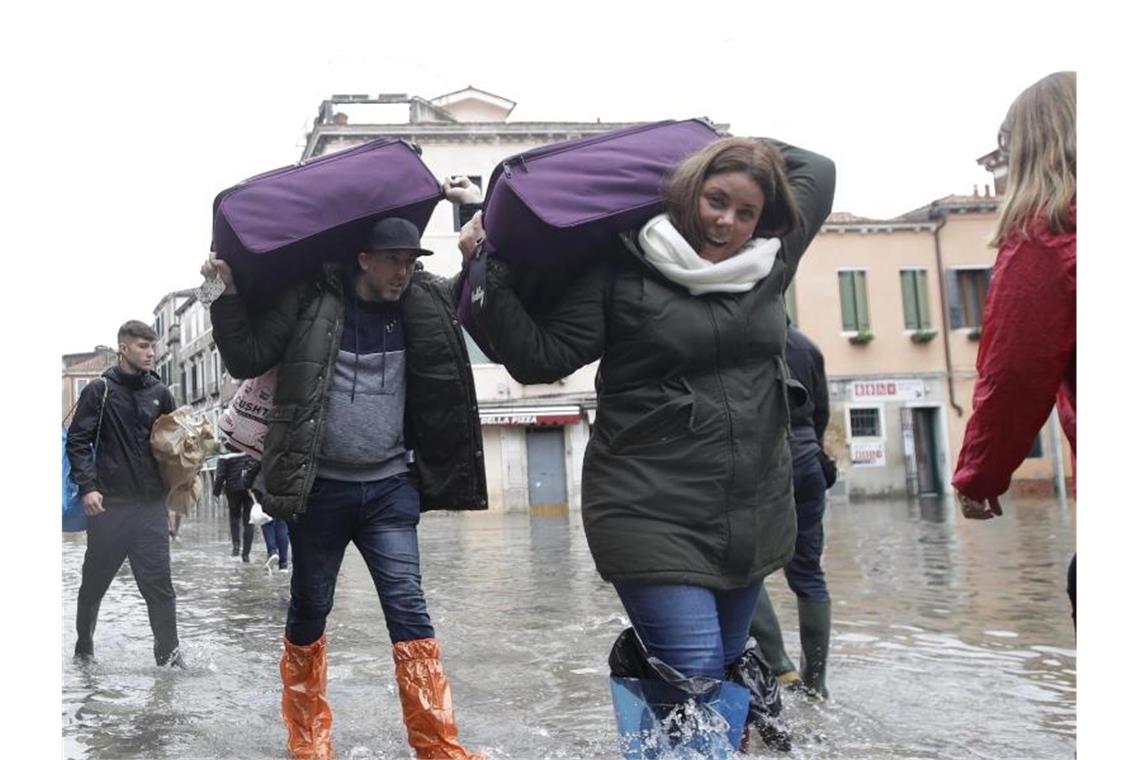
[66,319,183,667]
[213,443,260,562]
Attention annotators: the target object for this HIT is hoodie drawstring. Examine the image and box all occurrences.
[350,286,360,403]
[381,321,388,390]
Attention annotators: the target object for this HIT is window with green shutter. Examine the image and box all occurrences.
[900,269,931,330]
[838,270,870,331]
[947,267,992,328]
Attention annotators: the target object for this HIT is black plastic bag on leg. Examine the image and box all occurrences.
[608,627,748,757]
[726,640,793,752]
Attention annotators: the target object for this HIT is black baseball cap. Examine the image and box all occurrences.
[363,217,433,256]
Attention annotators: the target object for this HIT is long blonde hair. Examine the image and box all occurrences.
[991,71,1076,246]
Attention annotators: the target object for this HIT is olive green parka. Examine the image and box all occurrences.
[475,141,834,589]
[211,263,488,518]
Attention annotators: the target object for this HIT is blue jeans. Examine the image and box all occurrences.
[261,519,290,568]
[782,455,830,601]
[285,474,433,646]
[614,581,763,679]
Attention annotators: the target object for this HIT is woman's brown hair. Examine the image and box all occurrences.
[664,137,800,251]
[991,71,1076,246]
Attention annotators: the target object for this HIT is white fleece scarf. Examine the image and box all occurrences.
[637,213,781,295]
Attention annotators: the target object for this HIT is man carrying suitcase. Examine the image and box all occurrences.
[66,320,183,667]
[203,180,486,760]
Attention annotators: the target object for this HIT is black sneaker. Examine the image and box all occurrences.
[241,554,250,563]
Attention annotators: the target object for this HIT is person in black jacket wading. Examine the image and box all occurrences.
[66,320,182,667]
[749,325,836,699]
[202,182,487,760]
[462,137,835,751]
[213,444,259,561]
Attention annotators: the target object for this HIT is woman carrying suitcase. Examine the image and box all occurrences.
[458,136,835,751]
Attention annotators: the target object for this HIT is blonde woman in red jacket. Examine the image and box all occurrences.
[952,71,1076,622]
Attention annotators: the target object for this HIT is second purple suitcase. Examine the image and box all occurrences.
[460,119,722,355]
[481,118,721,267]
[212,138,444,304]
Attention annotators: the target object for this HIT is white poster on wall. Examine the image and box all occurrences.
[849,379,925,402]
[850,440,887,467]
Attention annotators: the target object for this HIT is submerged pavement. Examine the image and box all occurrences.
[62,495,1075,758]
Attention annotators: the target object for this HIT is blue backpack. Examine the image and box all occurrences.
[62,380,109,532]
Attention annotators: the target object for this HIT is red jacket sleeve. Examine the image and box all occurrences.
[951,230,1076,500]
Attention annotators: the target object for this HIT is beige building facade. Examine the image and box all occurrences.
[62,347,118,423]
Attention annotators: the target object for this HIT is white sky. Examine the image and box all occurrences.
[9,1,1137,749]
[11,0,1102,353]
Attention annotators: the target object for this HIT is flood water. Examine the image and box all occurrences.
[61,495,1076,759]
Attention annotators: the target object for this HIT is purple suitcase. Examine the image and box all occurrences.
[460,118,722,351]
[212,138,444,304]
[481,118,720,265]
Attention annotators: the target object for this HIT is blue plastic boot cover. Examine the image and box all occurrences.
[610,676,750,759]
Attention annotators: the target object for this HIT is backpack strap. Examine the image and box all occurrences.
[92,379,110,455]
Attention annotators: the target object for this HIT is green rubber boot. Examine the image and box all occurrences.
[749,584,799,683]
[797,597,831,699]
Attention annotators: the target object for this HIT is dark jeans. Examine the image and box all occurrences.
[614,581,763,679]
[286,474,433,646]
[75,506,180,665]
[782,455,830,601]
[262,519,290,568]
[226,491,254,558]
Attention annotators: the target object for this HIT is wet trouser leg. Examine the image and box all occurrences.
[262,521,279,558]
[353,474,480,758]
[614,581,764,679]
[784,456,829,602]
[263,520,290,568]
[75,507,178,664]
[227,495,242,554]
[233,491,255,559]
[353,473,434,643]
[126,506,180,665]
[784,458,831,697]
[285,478,355,646]
[75,508,133,657]
[277,522,290,569]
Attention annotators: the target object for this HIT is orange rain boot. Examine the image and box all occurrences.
[392,638,485,760]
[280,635,334,760]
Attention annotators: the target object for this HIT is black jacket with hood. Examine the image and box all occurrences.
[213,452,260,496]
[66,366,176,509]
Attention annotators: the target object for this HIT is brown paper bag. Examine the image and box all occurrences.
[150,407,216,516]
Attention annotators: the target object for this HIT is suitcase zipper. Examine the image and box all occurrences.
[490,119,708,194]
